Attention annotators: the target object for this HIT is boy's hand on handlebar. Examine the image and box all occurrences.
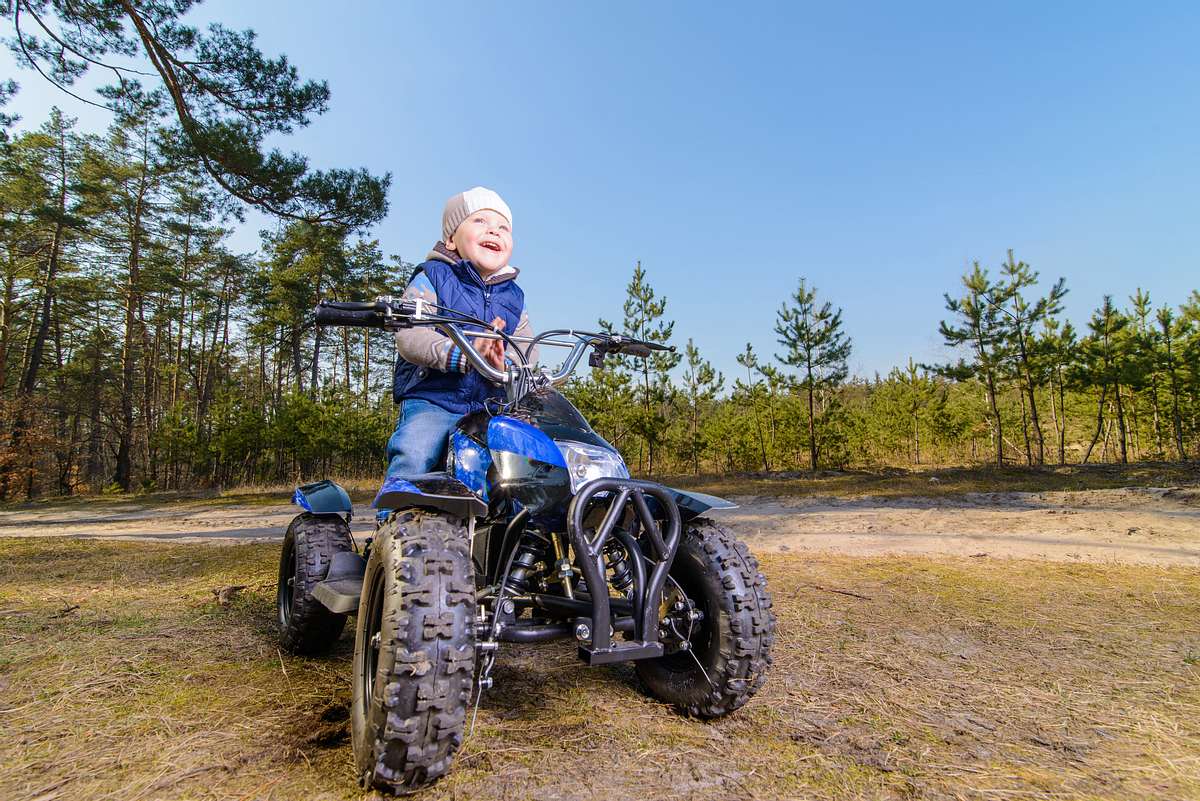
[473,317,507,372]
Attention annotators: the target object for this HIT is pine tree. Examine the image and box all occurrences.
[680,338,722,475]
[1156,305,1188,461]
[992,250,1067,465]
[875,358,940,465]
[774,277,852,471]
[617,261,679,475]
[1079,296,1132,464]
[1039,317,1078,465]
[5,0,389,227]
[735,343,769,472]
[1128,289,1162,458]
[935,263,1007,465]
[0,79,18,137]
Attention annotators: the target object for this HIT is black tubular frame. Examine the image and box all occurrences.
[565,478,682,664]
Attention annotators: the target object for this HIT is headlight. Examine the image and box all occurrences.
[555,440,629,492]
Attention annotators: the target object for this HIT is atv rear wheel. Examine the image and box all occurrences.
[351,510,476,793]
[636,518,775,717]
[277,513,354,655]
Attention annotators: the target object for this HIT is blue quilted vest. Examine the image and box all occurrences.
[392,258,525,414]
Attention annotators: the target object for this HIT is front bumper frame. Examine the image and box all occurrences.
[565,478,682,665]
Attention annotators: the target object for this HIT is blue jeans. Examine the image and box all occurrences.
[378,399,460,521]
[385,399,460,479]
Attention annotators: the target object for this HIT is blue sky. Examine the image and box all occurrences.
[4,2,1199,380]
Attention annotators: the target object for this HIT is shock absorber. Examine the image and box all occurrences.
[503,530,549,594]
[604,539,635,596]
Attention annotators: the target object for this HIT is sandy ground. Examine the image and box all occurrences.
[1,485,1197,565]
[724,485,1200,566]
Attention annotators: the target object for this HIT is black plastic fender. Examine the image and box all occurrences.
[293,480,353,518]
[665,487,738,518]
[373,473,488,520]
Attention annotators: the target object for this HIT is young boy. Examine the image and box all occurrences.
[387,187,535,480]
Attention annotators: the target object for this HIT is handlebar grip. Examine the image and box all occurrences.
[621,343,652,358]
[314,301,382,328]
[326,301,379,312]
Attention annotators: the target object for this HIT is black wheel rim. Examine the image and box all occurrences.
[277,538,295,628]
[659,568,717,672]
[358,568,385,719]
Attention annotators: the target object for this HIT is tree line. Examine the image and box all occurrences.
[571,253,1200,476]
[1,107,1197,498]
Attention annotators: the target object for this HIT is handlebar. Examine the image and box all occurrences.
[311,298,675,396]
[314,301,390,328]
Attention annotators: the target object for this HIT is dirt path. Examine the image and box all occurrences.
[722,485,1200,565]
[1,485,1197,565]
[0,500,381,542]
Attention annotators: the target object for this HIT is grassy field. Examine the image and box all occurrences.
[2,536,1198,800]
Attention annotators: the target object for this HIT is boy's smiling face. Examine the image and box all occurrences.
[446,208,513,276]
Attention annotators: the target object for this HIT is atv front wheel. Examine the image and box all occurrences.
[351,510,476,793]
[636,518,775,717]
[277,513,354,655]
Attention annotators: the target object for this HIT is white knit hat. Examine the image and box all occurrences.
[442,187,513,241]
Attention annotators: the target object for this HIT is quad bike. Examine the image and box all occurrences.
[276,296,775,794]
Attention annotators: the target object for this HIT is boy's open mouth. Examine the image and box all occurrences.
[480,241,501,252]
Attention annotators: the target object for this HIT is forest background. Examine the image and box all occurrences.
[0,3,1198,498]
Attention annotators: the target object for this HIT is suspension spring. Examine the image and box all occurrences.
[604,539,635,596]
[503,530,548,594]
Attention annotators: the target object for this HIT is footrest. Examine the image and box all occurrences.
[312,578,363,614]
[577,641,664,665]
[312,551,366,614]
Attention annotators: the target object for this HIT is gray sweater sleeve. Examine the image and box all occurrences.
[393,272,455,371]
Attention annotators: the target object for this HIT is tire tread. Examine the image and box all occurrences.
[638,517,775,718]
[278,513,353,655]
[355,511,475,793]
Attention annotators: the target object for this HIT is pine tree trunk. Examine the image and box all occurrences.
[1163,335,1185,461]
[362,331,370,401]
[1018,387,1032,466]
[290,325,304,393]
[1055,366,1067,464]
[1113,381,1129,464]
[1127,387,1141,460]
[1082,384,1108,464]
[1017,334,1045,464]
[1150,373,1163,455]
[913,406,921,466]
[642,359,653,475]
[984,371,1003,465]
[171,215,193,409]
[0,267,16,396]
[86,326,104,488]
[691,393,700,476]
[52,305,72,495]
[114,176,149,492]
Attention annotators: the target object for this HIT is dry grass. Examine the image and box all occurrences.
[2,536,1198,800]
[671,461,1200,500]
